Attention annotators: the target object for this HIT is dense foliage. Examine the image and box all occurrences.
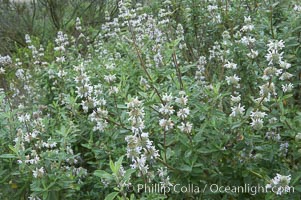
[0,0,301,199]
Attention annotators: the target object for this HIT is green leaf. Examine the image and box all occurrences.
[104,192,119,200]
[178,164,192,172]
[124,168,136,182]
[0,154,16,159]
[294,185,301,192]
[291,172,301,185]
[109,159,116,173]
[93,170,114,181]
[231,121,242,129]
[8,145,18,154]
[117,104,127,109]
[115,156,124,173]
[184,150,192,158]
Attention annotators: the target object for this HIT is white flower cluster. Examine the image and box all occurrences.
[223,62,244,118]
[127,97,145,134]
[209,42,224,61]
[195,56,207,85]
[115,0,178,69]
[244,17,257,55]
[266,174,291,195]
[13,111,46,179]
[0,55,12,74]
[0,55,12,66]
[74,63,108,132]
[75,17,82,31]
[279,142,289,156]
[176,24,186,50]
[294,4,301,12]
[25,34,46,66]
[126,97,159,178]
[240,16,254,32]
[207,2,221,24]
[158,0,173,26]
[176,91,193,134]
[258,40,294,103]
[32,167,45,178]
[230,103,245,118]
[54,31,69,63]
[157,167,172,188]
[226,74,241,87]
[139,76,150,90]
[159,93,175,131]
[250,110,267,130]
[236,16,258,59]
[265,40,285,66]
[103,63,119,95]
[265,131,281,141]
[247,39,294,131]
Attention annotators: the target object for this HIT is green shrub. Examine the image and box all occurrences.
[0,0,300,199]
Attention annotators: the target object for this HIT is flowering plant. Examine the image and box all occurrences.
[0,0,301,199]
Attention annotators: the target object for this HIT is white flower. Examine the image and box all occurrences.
[175,95,188,106]
[25,34,31,44]
[177,122,193,133]
[109,86,119,95]
[282,83,294,93]
[18,113,31,123]
[177,108,190,120]
[76,84,93,98]
[244,16,252,23]
[159,104,175,115]
[240,36,256,45]
[279,142,289,156]
[250,110,267,119]
[0,67,5,74]
[263,67,282,79]
[157,167,167,178]
[250,118,264,130]
[57,70,67,77]
[104,74,116,83]
[295,133,301,141]
[198,56,207,66]
[131,155,149,174]
[231,95,241,103]
[140,76,150,89]
[267,40,285,51]
[162,93,173,103]
[259,82,276,97]
[266,174,291,195]
[208,5,218,12]
[75,17,82,31]
[241,22,254,32]
[28,196,41,200]
[224,61,237,70]
[279,72,293,81]
[230,103,245,117]
[144,145,159,160]
[32,167,45,178]
[265,131,281,141]
[279,61,291,69]
[265,49,283,65]
[159,118,174,131]
[294,5,301,12]
[247,49,258,59]
[127,97,142,108]
[226,74,241,85]
[269,117,278,124]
